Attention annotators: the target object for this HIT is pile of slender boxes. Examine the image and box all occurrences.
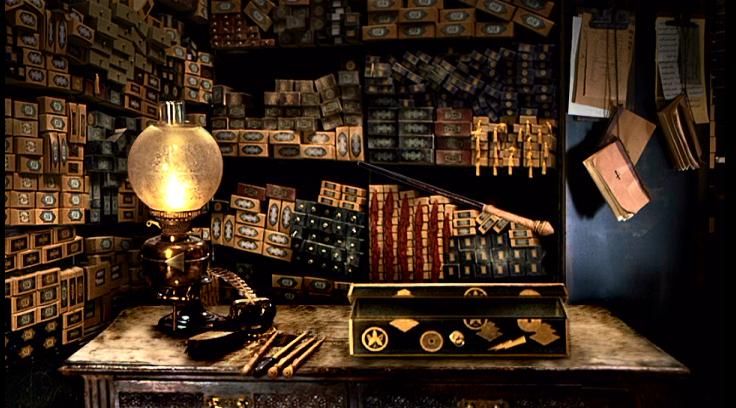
[363,0,556,40]
[367,186,547,282]
[213,71,365,161]
[212,183,297,262]
[6,97,90,226]
[284,180,367,292]
[369,185,454,281]
[4,0,203,116]
[210,0,361,48]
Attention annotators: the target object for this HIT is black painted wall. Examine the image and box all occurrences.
[565,1,725,406]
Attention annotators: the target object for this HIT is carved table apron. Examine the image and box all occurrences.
[60,305,689,408]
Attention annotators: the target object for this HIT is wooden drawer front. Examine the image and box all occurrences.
[113,380,348,408]
[359,384,635,408]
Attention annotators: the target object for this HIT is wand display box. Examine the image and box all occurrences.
[349,283,568,357]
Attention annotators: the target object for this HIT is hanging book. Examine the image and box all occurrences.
[583,139,650,221]
[657,95,702,170]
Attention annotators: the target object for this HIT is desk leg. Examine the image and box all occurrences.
[84,375,113,408]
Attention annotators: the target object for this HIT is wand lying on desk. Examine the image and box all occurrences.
[357,162,554,236]
[267,335,319,378]
[241,329,279,375]
[282,336,325,378]
[252,331,308,377]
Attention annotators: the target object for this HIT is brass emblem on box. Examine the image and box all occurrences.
[463,288,488,329]
[517,319,560,346]
[21,328,36,341]
[464,287,488,297]
[361,327,388,352]
[476,321,502,342]
[419,330,443,352]
[389,318,419,333]
[464,318,486,330]
[449,330,465,347]
[490,336,527,351]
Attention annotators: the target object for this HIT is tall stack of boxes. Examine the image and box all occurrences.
[275,180,368,301]
[212,183,296,262]
[4,226,85,363]
[434,108,473,166]
[5,228,84,274]
[214,69,365,161]
[211,86,256,157]
[3,0,216,367]
[369,185,453,282]
[81,235,138,339]
[4,0,206,118]
[85,112,146,224]
[362,0,556,41]
[443,217,545,281]
[6,97,91,226]
[209,0,360,49]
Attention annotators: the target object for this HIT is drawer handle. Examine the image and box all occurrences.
[207,396,250,407]
[459,399,509,408]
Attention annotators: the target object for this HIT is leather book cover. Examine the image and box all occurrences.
[603,107,656,165]
[583,139,650,221]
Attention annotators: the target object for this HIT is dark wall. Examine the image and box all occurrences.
[564,2,724,406]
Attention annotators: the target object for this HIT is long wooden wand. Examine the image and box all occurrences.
[357,162,554,236]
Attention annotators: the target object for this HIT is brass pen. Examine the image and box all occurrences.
[283,336,325,378]
[241,329,279,375]
[267,335,318,378]
[252,331,308,377]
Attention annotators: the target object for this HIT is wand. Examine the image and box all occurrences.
[357,162,554,236]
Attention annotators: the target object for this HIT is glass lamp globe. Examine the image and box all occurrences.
[128,102,222,217]
[128,101,225,334]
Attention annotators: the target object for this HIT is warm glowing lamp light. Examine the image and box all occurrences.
[128,101,225,334]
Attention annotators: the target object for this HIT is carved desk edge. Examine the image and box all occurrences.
[60,305,689,383]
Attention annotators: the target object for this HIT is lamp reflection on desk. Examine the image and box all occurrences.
[127,101,224,335]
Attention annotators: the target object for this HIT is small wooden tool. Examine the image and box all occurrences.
[241,329,279,375]
[252,331,308,377]
[282,336,325,378]
[267,335,318,378]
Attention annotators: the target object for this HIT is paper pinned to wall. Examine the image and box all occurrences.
[655,17,708,124]
[568,16,610,118]
[568,13,635,118]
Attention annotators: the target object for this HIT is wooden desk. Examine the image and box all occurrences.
[61,305,689,408]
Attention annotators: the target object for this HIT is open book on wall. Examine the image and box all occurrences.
[583,139,651,221]
[657,95,702,170]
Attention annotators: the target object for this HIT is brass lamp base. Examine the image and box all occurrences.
[157,301,227,335]
[140,215,222,336]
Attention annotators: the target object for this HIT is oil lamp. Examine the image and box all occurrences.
[127,101,224,334]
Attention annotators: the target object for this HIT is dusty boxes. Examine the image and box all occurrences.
[369,185,453,282]
[290,180,368,279]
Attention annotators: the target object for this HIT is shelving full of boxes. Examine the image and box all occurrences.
[4,0,213,365]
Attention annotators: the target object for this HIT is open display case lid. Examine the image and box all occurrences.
[348,283,568,304]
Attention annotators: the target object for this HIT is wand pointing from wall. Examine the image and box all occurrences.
[357,162,555,236]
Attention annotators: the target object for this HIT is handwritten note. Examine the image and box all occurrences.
[655,17,708,124]
[655,19,682,100]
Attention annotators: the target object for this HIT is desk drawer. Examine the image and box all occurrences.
[113,380,348,408]
[359,383,635,408]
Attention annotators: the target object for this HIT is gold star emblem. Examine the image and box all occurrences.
[361,327,388,352]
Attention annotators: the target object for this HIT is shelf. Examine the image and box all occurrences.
[209,21,567,57]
